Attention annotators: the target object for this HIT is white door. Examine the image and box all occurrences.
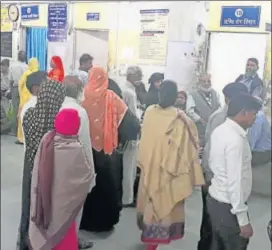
[207,32,268,102]
[74,29,109,70]
[165,41,196,91]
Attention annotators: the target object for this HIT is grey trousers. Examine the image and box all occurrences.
[122,141,137,205]
[11,86,19,135]
[207,194,249,250]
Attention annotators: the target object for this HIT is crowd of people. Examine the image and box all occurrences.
[0,51,271,250]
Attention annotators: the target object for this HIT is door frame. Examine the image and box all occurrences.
[73,28,110,69]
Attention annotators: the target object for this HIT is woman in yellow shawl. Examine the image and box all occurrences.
[136,80,205,250]
[16,58,39,144]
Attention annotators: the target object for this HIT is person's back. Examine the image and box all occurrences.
[248,111,271,152]
[137,80,204,250]
[248,110,271,166]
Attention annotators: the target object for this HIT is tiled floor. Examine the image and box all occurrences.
[1,135,271,250]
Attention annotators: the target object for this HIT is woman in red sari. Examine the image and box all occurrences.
[48,56,65,82]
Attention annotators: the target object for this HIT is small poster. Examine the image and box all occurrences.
[1,7,12,32]
[48,3,67,42]
[138,9,169,65]
[86,12,100,21]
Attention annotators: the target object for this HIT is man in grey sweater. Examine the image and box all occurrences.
[197,82,249,250]
[187,73,221,149]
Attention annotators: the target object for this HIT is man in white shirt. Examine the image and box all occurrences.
[61,76,95,249]
[198,82,248,250]
[70,54,93,86]
[207,94,262,250]
[121,66,142,207]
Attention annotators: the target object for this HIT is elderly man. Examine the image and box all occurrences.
[61,76,96,249]
[187,73,221,149]
[235,58,264,99]
[198,82,249,250]
[9,51,28,136]
[121,66,142,207]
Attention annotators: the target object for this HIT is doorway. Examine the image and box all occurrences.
[206,32,268,103]
[74,29,109,69]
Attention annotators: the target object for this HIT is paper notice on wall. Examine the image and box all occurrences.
[138,9,169,65]
[1,7,12,32]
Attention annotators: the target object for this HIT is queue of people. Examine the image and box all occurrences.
[0,51,270,250]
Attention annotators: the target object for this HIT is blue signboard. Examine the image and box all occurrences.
[86,12,100,21]
[220,6,261,27]
[21,5,39,21]
[47,3,67,42]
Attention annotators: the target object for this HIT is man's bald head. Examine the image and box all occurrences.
[63,75,84,99]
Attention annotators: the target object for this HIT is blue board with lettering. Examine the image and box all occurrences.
[48,3,67,42]
[21,5,39,21]
[220,6,261,28]
[86,12,100,21]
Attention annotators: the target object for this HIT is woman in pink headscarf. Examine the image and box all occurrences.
[28,109,94,250]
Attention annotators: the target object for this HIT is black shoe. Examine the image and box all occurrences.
[78,238,94,249]
[123,202,136,208]
[15,140,23,145]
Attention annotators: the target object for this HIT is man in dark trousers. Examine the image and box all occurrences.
[235,58,264,99]
[198,82,249,250]
[207,94,261,250]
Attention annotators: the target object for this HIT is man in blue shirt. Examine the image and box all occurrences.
[248,109,271,166]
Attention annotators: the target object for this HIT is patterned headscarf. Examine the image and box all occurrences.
[23,80,66,167]
[82,66,128,155]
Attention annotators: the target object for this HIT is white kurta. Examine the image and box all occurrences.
[60,96,96,232]
[121,81,138,205]
[21,96,38,152]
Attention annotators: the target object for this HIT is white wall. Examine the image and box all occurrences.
[2,1,209,88]
[111,1,209,87]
